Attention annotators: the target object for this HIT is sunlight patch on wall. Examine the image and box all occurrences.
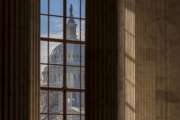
[124,7,135,120]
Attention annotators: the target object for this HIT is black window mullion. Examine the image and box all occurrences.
[63,0,67,120]
[80,0,82,119]
[47,0,50,119]
[41,37,85,44]
[40,13,86,20]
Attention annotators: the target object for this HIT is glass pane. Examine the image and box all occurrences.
[81,45,85,66]
[49,91,63,113]
[67,0,80,18]
[81,115,85,120]
[67,115,80,120]
[67,92,80,114]
[81,92,85,114]
[50,16,63,39]
[40,90,48,113]
[67,44,80,65]
[41,41,48,63]
[49,65,63,88]
[81,20,85,41]
[41,0,48,14]
[40,115,48,120]
[41,15,48,38]
[66,19,80,40]
[49,115,63,120]
[81,0,86,18]
[81,67,85,89]
[50,0,63,16]
[49,42,63,64]
[40,65,48,87]
[67,67,80,89]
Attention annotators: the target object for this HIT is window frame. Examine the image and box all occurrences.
[39,0,86,120]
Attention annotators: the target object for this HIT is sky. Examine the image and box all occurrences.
[41,0,85,17]
[40,0,86,40]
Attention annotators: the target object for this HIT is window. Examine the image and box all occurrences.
[40,0,86,120]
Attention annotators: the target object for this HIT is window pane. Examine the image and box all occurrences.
[67,44,80,65]
[41,0,48,14]
[81,92,85,114]
[67,115,80,120]
[40,115,48,120]
[81,67,85,89]
[67,0,80,18]
[81,115,85,120]
[41,15,48,38]
[49,65,63,88]
[49,91,63,113]
[40,65,48,87]
[81,20,85,41]
[49,42,63,64]
[81,0,86,18]
[67,67,80,89]
[67,92,80,114]
[50,0,63,16]
[49,115,63,120]
[40,90,48,113]
[50,16,63,39]
[81,44,85,66]
[66,19,80,40]
[41,41,48,63]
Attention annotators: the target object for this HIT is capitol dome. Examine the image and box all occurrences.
[40,5,82,120]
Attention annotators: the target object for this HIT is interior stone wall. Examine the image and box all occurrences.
[165,0,180,119]
[119,0,180,120]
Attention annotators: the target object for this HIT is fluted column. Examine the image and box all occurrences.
[0,0,39,120]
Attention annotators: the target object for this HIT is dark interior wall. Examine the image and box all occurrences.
[86,0,118,120]
[0,0,3,119]
[0,1,2,119]
[0,0,31,120]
